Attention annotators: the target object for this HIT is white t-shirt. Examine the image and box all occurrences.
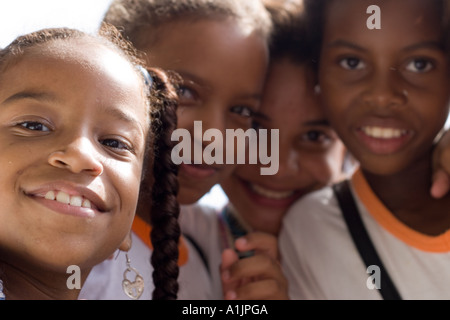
[179,203,225,300]
[279,169,450,300]
[80,215,213,300]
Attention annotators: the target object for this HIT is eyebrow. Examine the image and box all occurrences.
[402,41,444,52]
[177,70,212,91]
[177,70,262,101]
[103,106,143,126]
[303,119,331,126]
[2,90,59,105]
[327,39,443,52]
[2,90,143,127]
[326,40,367,52]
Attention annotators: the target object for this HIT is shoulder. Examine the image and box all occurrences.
[283,186,339,227]
[279,185,349,250]
[179,202,222,234]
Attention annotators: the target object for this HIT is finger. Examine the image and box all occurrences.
[234,232,278,260]
[220,248,239,272]
[431,169,450,199]
[220,249,240,295]
[232,278,289,300]
[227,254,281,281]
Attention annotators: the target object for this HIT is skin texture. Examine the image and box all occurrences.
[0,39,149,299]
[141,18,269,205]
[219,58,346,300]
[319,0,450,236]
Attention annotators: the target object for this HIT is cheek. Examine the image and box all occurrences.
[108,161,143,206]
[301,150,345,187]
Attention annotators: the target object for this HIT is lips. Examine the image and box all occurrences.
[24,182,108,217]
[250,183,295,200]
[240,179,304,209]
[179,163,219,179]
[44,190,92,209]
[356,124,413,155]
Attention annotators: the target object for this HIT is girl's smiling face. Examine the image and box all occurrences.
[0,39,149,271]
[221,59,346,235]
[144,18,269,204]
[319,0,450,175]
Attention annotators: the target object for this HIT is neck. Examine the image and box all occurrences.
[0,260,82,300]
[363,156,432,210]
[362,153,450,235]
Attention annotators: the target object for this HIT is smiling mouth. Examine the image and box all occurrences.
[250,183,295,200]
[361,126,409,139]
[43,190,92,209]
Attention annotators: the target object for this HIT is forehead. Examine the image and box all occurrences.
[1,38,144,97]
[0,38,149,125]
[325,0,442,37]
[261,60,323,122]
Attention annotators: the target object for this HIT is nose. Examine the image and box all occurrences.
[195,105,227,162]
[362,68,407,108]
[48,136,104,176]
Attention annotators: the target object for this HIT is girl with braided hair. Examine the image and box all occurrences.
[0,23,180,299]
[82,0,273,300]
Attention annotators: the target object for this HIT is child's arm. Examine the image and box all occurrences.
[431,129,450,198]
[220,232,289,300]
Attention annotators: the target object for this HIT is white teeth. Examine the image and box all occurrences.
[45,190,56,200]
[82,199,91,208]
[44,191,91,209]
[70,195,83,207]
[362,126,407,139]
[250,184,294,200]
[56,191,70,204]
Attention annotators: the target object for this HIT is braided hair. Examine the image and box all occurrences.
[146,69,181,300]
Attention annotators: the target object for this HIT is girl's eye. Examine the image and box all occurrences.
[19,121,50,132]
[230,105,254,118]
[339,57,365,70]
[302,130,330,143]
[405,58,434,73]
[177,86,196,101]
[100,138,132,151]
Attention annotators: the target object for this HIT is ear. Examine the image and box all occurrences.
[118,231,132,252]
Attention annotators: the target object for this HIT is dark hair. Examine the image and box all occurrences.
[103,0,273,50]
[263,0,311,64]
[304,0,450,67]
[0,24,181,301]
[146,69,181,300]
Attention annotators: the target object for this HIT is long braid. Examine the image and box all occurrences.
[147,69,181,300]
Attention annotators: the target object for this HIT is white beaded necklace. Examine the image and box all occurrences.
[0,279,5,300]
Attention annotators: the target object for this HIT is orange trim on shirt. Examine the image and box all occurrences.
[352,169,450,253]
[132,215,189,266]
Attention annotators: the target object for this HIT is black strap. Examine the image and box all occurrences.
[182,233,210,274]
[332,180,402,300]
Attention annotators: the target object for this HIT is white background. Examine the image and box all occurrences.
[0,0,113,48]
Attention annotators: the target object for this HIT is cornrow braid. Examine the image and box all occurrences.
[146,69,181,300]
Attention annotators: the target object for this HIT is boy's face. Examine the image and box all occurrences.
[143,18,269,205]
[319,0,450,175]
[0,40,148,272]
[221,59,346,235]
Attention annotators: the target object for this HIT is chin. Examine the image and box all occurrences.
[177,187,206,205]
